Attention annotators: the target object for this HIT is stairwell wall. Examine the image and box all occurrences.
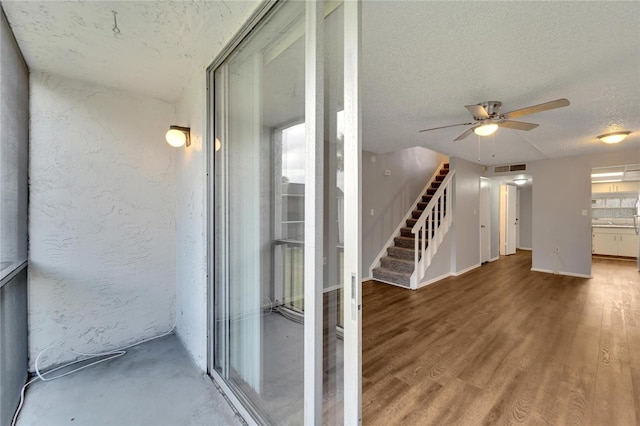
[362,147,447,278]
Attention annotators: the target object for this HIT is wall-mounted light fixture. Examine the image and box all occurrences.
[597,131,630,144]
[513,178,527,185]
[473,123,499,137]
[166,126,191,148]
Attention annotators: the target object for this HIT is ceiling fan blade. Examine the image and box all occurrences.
[502,98,570,119]
[419,122,474,133]
[465,104,490,119]
[454,125,479,141]
[498,120,539,131]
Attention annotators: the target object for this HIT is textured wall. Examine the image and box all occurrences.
[29,72,176,369]
[174,70,208,370]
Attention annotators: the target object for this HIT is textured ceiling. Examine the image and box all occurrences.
[362,1,640,165]
[2,0,639,165]
[1,0,259,102]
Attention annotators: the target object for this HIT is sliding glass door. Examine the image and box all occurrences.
[208,1,361,424]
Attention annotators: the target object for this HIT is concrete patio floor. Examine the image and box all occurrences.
[15,334,243,426]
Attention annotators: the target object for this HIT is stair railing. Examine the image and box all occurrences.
[368,162,450,279]
[410,170,455,288]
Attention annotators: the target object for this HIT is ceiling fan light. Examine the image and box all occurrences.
[473,123,499,136]
[597,131,630,144]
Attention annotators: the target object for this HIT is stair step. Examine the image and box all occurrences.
[435,174,446,182]
[394,236,424,249]
[406,217,443,228]
[372,267,411,287]
[380,256,415,274]
[400,227,416,237]
[387,246,416,260]
[422,194,447,203]
[443,163,449,169]
[400,226,438,239]
[418,201,447,210]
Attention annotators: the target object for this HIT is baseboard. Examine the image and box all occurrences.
[489,256,499,262]
[417,272,452,288]
[361,276,372,283]
[452,263,481,277]
[517,247,532,251]
[530,267,592,279]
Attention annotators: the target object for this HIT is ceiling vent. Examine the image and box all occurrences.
[493,164,527,173]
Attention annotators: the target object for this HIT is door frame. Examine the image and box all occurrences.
[205,1,362,424]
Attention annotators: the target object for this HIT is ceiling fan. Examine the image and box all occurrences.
[419,98,570,141]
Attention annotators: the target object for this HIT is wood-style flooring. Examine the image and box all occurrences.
[362,251,640,425]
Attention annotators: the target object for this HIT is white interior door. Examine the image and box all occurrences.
[500,184,517,255]
[480,178,491,263]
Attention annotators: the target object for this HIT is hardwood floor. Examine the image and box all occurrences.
[362,251,640,425]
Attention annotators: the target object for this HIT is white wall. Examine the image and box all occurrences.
[518,186,532,249]
[451,157,483,274]
[29,72,176,369]
[362,147,447,277]
[529,147,640,277]
[174,70,208,370]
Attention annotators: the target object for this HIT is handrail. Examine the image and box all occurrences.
[367,162,450,278]
[410,170,454,235]
[411,170,455,288]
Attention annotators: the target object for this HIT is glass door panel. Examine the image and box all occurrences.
[211,1,360,424]
[213,2,306,424]
[322,4,345,424]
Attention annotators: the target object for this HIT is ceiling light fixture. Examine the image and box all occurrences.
[591,172,623,178]
[166,126,191,148]
[473,123,499,137]
[597,131,630,144]
[513,178,527,185]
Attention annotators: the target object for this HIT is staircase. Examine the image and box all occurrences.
[371,162,454,289]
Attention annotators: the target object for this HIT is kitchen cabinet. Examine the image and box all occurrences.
[592,227,639,258]
[592,181,640,194]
